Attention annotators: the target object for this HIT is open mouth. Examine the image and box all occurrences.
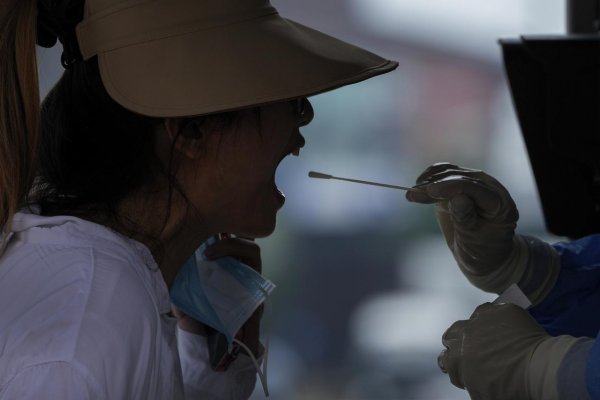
[272,143,302,206]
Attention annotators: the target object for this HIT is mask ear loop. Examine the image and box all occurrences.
[233,288,272,399]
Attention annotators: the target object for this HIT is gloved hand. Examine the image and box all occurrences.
[406,163,559,303]
[439,302,582,400]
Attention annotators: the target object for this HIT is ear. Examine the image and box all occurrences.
[163,117,206,159]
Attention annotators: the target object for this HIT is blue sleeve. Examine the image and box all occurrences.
[587,337,600,399]
[558,339,594,400]
[528,234,600,338]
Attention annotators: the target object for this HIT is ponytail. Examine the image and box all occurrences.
[0,0,40,229]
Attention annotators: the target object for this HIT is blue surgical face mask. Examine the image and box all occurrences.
[170,237,275,347]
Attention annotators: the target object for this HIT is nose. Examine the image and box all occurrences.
[298,98,314,127]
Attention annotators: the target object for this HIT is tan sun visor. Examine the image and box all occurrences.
[74,0,398,117]
[77,0,278,59]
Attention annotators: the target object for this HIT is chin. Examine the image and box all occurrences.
[250,224,277,239]
[240,218,277,238]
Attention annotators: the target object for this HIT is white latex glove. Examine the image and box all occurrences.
[406,163,559,302]
[439,302,582,400]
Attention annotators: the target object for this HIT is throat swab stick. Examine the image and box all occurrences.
[308,171,423,192]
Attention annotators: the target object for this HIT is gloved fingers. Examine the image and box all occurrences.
[410,165,519,224]
[470,302,543,331]
[441,303,548,399]
[447,194,477,229]
[425,168,518,216]
[408,164,478,203]
[423,164,509,189]
[437,350,448,373]
[424,169,490,187]
[441,319,468,388]
[438,348,465,388]
[424,176,502,216]
[415,162,480,185]
[442,320,467,348]
[405,188,438,204]
[467,303,547,340]
[469,302,497,319]
[406,176,482,204]
[444,348,465,389]
[434,203,455,248]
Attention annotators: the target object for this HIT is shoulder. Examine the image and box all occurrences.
[0,228,166,377]
[4,211,165,320]
[1,235,158,322]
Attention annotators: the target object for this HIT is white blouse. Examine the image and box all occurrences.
[0,210,258,399]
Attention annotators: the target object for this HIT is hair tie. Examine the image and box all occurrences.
[37,0,84,69]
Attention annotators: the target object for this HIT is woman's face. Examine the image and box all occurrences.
[185,98,313,238]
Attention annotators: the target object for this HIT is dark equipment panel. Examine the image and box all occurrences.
[500,36,600,238]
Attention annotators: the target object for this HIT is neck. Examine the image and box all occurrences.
[115,190,211,288]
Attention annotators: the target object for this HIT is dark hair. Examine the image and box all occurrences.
[0,0,39,229]
[36,58,162,220]
[35,57,244,253]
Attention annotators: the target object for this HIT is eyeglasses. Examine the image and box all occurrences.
[295,97,308,118]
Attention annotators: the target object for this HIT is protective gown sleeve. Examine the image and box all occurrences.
[527,234,600,399]
[529,234,600,338]
[177,327,259,400]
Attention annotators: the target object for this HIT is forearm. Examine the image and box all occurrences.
[528,336,588,400]
[463,234,560,305]
[528,237,600,338]
[515,235,561,305]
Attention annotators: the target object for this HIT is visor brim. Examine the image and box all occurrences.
[97,14,398,117]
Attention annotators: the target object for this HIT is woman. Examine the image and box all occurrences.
[0,0,397,399]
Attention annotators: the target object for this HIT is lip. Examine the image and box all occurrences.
[273,149,295,205]
[278,132,304,164]
[277,145,296,165]
[274,185,285,206]
[272,170,286,207]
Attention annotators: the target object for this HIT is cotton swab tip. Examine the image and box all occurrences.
[308,171,333,179]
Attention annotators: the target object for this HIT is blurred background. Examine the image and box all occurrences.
[37,1,566,399]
